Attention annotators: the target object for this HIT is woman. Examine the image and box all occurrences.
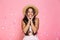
[21,5,39,40]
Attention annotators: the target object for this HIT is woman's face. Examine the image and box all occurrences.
[27,8,34,18]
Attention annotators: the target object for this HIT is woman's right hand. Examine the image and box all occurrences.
[27,16,31,21]
[28,17,31,22]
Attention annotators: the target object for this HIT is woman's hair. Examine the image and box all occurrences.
[23,7,36,25]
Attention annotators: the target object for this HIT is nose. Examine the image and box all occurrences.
[29,13,32,15]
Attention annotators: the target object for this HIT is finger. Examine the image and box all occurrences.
[32,16,34,19]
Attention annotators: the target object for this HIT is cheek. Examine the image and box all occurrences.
[27,12,33,16]
[32,13,33,15]
[30,13,33,16]
[27,13,30,16]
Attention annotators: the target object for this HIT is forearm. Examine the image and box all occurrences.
[23,21,30,33]
[31,21,38,33]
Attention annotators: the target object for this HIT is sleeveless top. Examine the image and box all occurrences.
[29,26,33,35]
[24,26,37,36]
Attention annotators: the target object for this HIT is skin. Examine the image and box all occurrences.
[21,8,39,35]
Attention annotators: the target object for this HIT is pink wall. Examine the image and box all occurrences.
[0,0,60,40]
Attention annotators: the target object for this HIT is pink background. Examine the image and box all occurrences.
[0,0,60,40]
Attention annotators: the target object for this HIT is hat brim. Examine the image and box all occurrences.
[22,5,38,16]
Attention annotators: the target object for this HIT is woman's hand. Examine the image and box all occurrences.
[27,17,31,21]
[27,15,34,22]
[31,16,34,21]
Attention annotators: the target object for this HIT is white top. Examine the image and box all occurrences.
[23,26,39,40]
[29,26,33,35]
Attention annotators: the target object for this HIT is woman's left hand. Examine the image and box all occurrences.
[31,16,34,21]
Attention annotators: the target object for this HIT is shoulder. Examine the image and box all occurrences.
[35,17,39,23]
[35,17,39,22]
[21,19,25,25]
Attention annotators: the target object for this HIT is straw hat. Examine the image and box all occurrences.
[22,5,38,16]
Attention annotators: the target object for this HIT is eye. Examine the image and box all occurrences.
[28,11,30,13]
